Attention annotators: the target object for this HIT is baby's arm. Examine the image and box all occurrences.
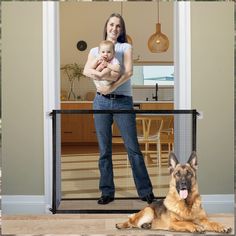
[106,63,120,73]
[95,59,106,72]
[84,55,120,81]
[104,59,120,81]
[96,63,105,71]
[87,58,108,78]
[93,60,116,79]
[83,52,107,81]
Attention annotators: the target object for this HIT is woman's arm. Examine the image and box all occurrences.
[97,47,133,95]
[83,51,104,80]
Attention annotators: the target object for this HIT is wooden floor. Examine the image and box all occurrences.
[60,143,171,212]
[61,144,169,200]
[61,152,169,198]
[2,213,234,235]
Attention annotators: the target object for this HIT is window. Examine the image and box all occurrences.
[131,65,174,86]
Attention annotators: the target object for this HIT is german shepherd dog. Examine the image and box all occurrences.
[116,152,232,233]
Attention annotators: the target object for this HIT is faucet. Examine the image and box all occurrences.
[152,83,158,101]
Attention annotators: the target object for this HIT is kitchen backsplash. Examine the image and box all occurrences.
[132,85,173,101]
[61,77,173,101]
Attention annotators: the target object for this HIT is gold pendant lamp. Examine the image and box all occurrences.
[121,2,133,45]
[148,0,169,53]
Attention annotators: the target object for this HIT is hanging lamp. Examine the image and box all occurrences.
[148,0,169,53]
[121,2,133,45]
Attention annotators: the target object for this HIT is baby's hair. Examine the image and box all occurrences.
[99,40,115,53]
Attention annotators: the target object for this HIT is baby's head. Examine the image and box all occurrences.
[98,40,115,61]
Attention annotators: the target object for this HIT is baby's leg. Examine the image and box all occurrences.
[99,68,110,77]
[110,71,120,81]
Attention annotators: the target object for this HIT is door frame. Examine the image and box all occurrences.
[43,1,60,211]
[42,1,191,211]
[174,1,191,109]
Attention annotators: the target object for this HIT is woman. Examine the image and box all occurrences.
[83,13,155,205]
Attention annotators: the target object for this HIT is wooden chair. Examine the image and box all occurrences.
[112,115,174,167]
[160,115,174,154]
[136,116,163,165]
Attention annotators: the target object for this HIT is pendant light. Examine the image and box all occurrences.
[121,2,133,45]
[148,0,169,53]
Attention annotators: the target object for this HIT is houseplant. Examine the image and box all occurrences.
[60,63,84,100]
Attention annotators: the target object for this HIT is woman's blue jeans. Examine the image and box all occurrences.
[93,94,153,198]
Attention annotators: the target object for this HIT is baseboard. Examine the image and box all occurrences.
[2,194,234,215]
[2,195,48,215]
[201,194,234,214]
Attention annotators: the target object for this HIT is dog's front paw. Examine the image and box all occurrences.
[186,224,205,233]
[207,222,232,233]
[194,225,205,233]
[218,226,232,234]
[141,222,152,229]
[224,226,232,234]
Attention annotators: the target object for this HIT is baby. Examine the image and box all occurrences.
[91,40,120,89]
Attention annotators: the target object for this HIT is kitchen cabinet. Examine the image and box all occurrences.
[140,102,173,110]
[61,102,173,144]
[61,102,97,143]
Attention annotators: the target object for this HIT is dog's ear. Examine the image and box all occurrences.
[168,152,179,174]
[187,151,198,171]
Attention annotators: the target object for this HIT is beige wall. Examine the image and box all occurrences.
[2,2,233,198]
[2,2,44,195]
[60,1,173,99]
[191,2,234,194]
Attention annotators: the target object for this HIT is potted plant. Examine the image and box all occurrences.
[60,63,84,100]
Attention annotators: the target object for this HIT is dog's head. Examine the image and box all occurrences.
[168,152,198,200]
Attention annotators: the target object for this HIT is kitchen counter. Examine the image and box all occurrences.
[134,101,173,104]
[61,101,93,103]
[60,101,173,143]
[60,100,173,112]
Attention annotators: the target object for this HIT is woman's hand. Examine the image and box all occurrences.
[100,60,108,68]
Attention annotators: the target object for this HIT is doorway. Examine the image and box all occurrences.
[43,1,191,213]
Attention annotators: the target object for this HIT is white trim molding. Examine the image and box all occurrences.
[43,1,60,213]
[173,1,192,162]
[174,1,191,109]
[2,195,47,215]
[2,194,233,215]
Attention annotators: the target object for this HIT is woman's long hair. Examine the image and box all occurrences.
[103,13,127,43]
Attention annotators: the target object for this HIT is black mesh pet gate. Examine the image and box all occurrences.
[50,109,199,214]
